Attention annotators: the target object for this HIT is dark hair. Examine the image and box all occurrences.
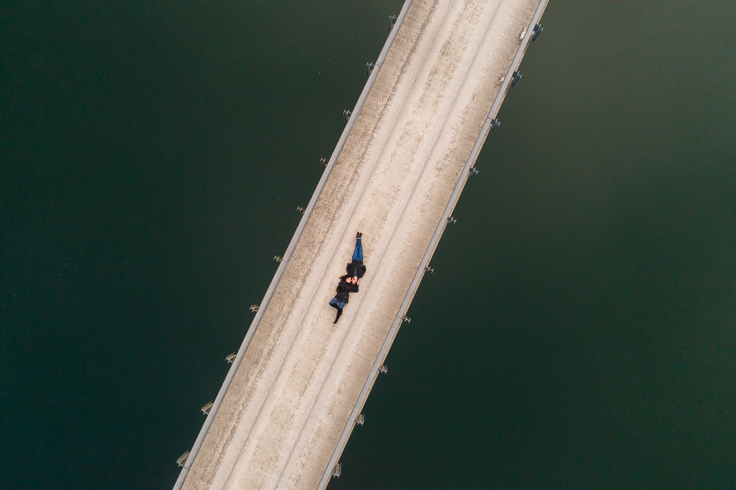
[339,274,350,281]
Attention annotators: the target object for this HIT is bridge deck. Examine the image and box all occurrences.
[179,0,544,487]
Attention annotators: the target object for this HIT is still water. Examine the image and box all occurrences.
[1,1,733,488]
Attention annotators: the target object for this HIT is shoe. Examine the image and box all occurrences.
[356,232,362,238]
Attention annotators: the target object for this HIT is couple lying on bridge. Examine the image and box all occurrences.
[329,232,365,324]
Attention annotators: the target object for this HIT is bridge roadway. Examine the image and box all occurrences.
[176,0,547,487]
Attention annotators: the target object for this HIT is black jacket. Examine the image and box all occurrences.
[346,260,366,279]
[335,279,359,303]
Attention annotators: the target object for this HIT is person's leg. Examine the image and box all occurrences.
[329,297,340,309]
[352,236,363,262]
[333,306,343,323]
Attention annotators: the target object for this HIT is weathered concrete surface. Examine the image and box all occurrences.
[181,0,543,488]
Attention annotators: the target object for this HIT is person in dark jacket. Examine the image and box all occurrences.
[329,275,359,323]
[346,232,366,279]
[329,232,367,324]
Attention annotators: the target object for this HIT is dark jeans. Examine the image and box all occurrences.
[329,297,346,309]
[352,237,363,262]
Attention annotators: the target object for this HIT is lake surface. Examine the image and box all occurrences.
[1,1,733,488]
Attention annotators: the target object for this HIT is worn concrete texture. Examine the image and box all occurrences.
[182,0,541,488]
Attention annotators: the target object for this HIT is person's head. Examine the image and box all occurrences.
[345,276,353,284]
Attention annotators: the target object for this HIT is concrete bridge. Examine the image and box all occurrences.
[175,0,549,487]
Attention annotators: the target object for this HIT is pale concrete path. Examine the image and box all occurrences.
[179,0,543,488]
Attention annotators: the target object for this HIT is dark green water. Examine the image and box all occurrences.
[1,1,733,488]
